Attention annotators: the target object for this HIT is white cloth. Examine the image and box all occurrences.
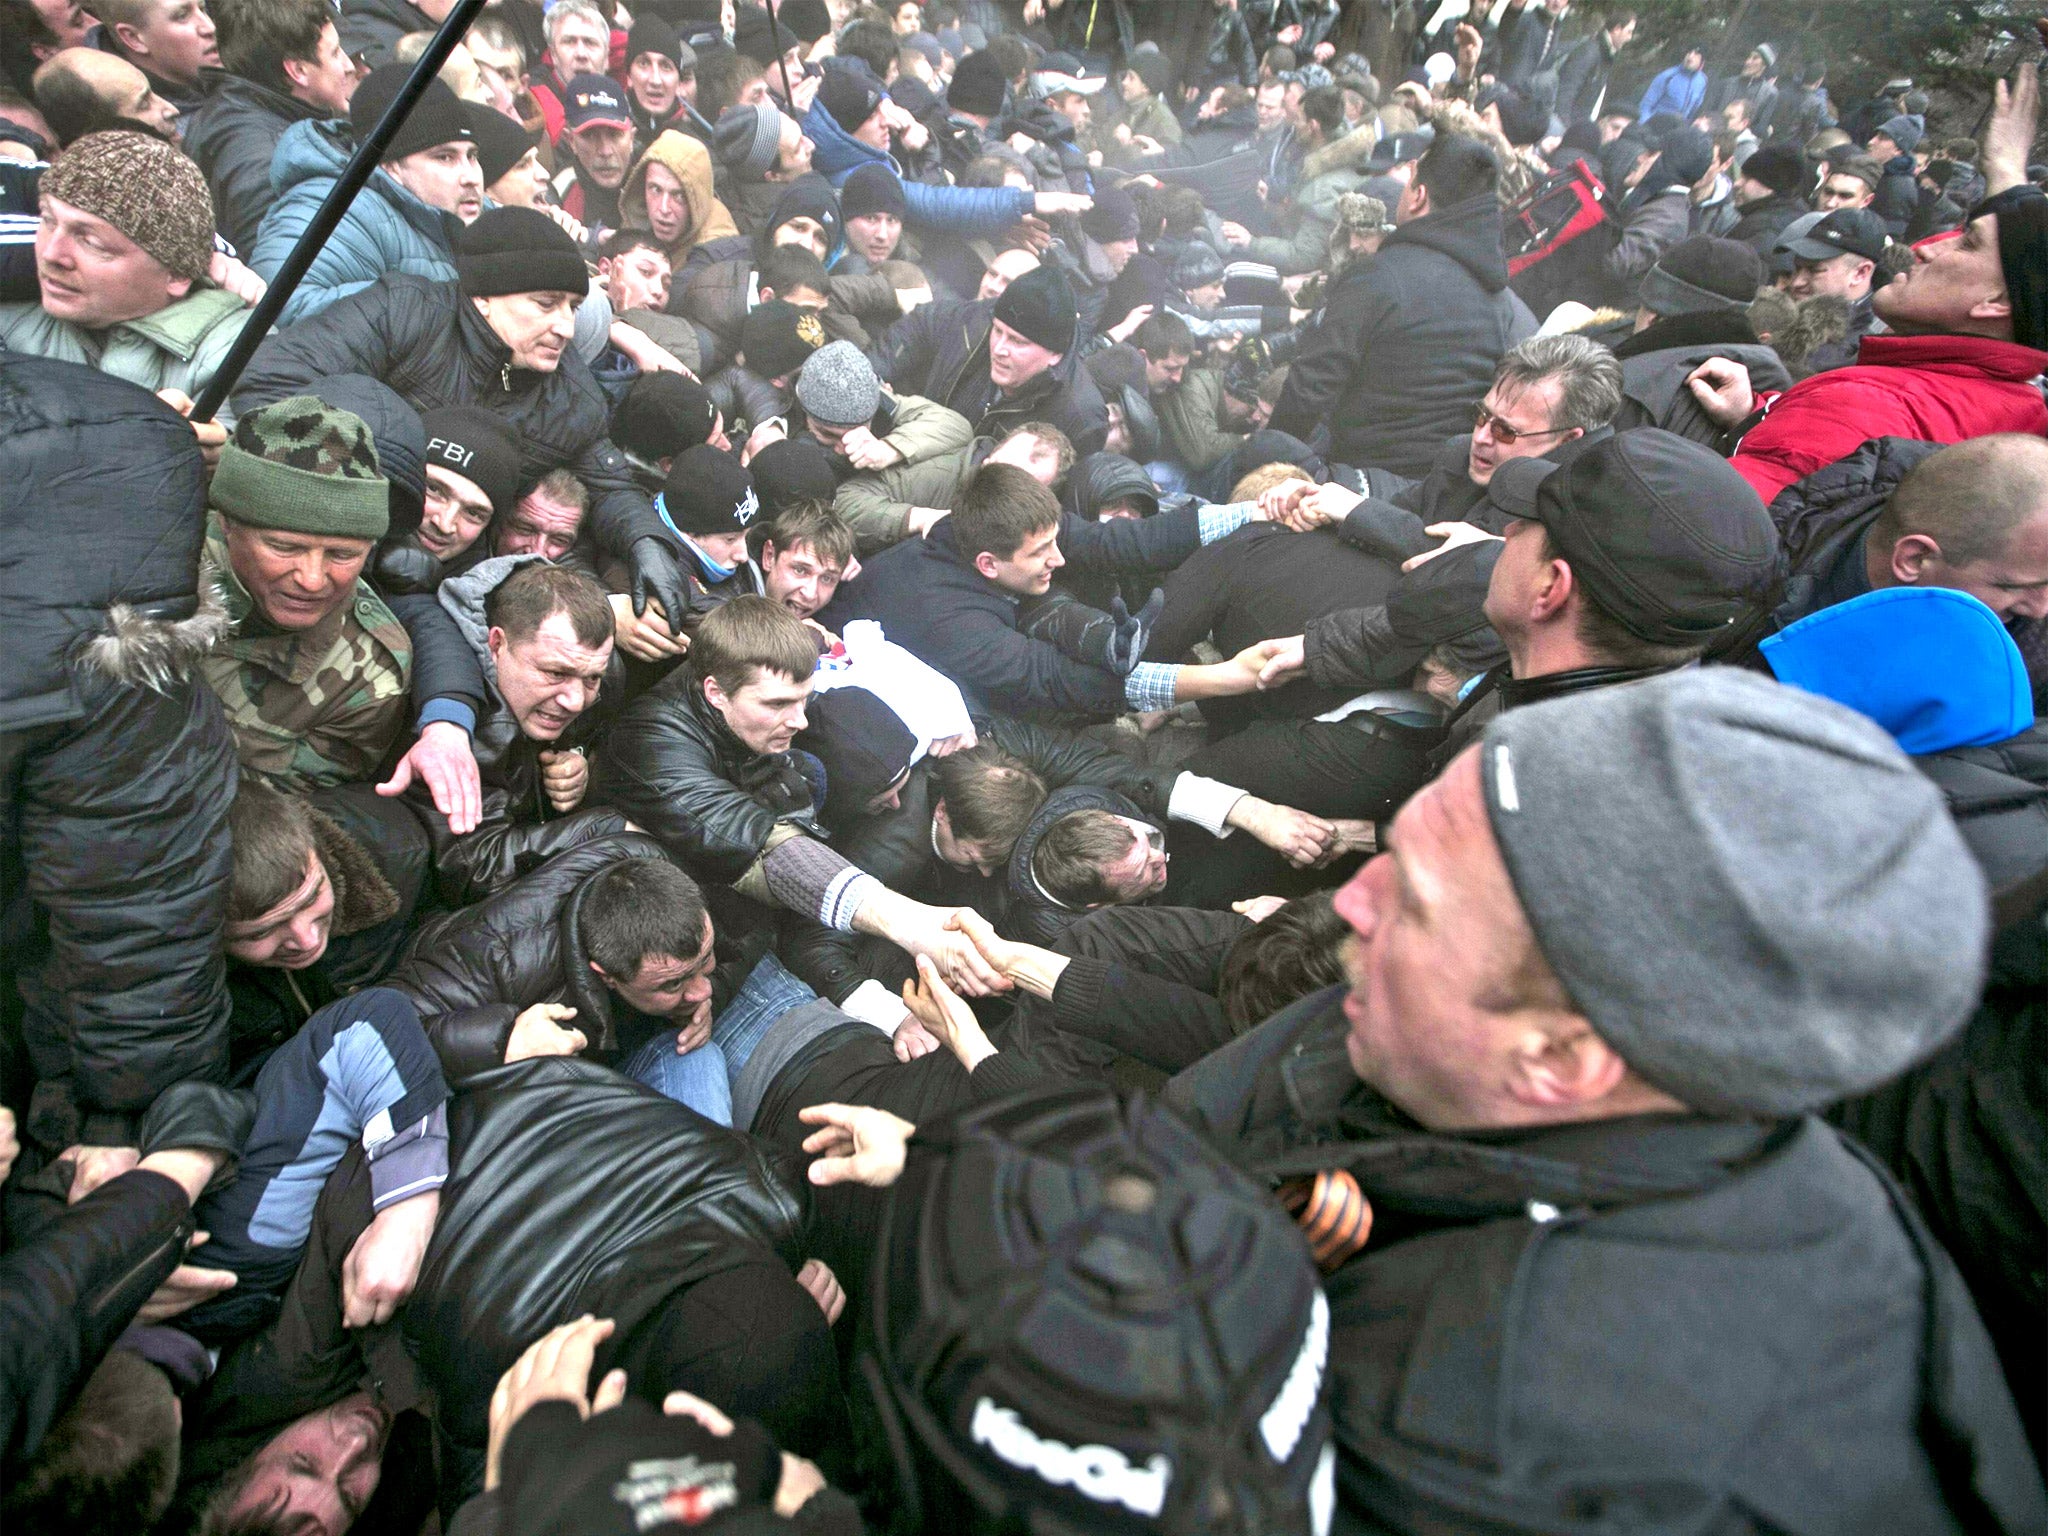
[813,620,974,763]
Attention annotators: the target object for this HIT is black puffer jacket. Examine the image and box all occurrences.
[177,70,323,254]
[590,665,823,884]
[1,358,234,1147]
[417,555,629,904]
[1271,193,1537,477]
[882,295,1110,458]
[1003,783,1146,944]
[233,275,671,598]
[401,1056,809,1451]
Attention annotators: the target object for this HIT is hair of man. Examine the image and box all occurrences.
[1033,809,1139,908]
[227,776,320,924]
[930,743,1047,849]
[1493,333,1625,432]
[687,592,820,696]
[952,461,1062,563]
[1874,435,2048,567]
[757,498,856,570]
[485,562,615,649]
[1216,890,1348,1032]
[210,0,327,95]
[582,856,710,979]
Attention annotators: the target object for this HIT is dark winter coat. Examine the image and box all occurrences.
[881,294,1110,458]
[1030,903,1248,1075]
[1727,188,1810,256]
[1270,192,1537,478]
[821,509,1203,721]
[178,70,324,255]
[1609,310,1791,444]
[1172,989,2048,1535]
[232,274,669,581]
[1874,152,1920,237]
[336,0,433,70]
[1552,30,1618,123]
[1493,0,1572,92]
[400,1057,808,1453]
[1,359,234,1148]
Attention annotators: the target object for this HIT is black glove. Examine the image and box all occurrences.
[137,1081,256,1196]
[1104,588,1165,676]
[629,534,689,626]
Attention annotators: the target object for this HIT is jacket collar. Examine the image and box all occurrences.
[1612,308,1760,360]
[1852,331,2048,378]
[88,287,247,360]
[1496,659,1688,710]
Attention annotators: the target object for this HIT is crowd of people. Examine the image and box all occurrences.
[1,0,2047,1531]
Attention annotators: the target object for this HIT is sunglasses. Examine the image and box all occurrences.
[1472,403,1574,447]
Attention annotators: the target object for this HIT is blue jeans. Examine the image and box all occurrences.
[622,954,816,1125]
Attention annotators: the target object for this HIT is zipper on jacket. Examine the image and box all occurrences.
[501,363,513,394]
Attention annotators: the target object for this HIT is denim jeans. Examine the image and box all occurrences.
[622,953,816,1125]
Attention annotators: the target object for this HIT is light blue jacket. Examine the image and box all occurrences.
[1638,64,1706,124]
[251,118,466,326]
[802,98,1033,239]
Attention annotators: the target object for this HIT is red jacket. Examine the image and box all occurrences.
[1731,334,2048,503]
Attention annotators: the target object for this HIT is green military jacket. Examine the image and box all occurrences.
[200,515,412,789]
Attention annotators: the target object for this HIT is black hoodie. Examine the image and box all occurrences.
[1270,193,1537,478]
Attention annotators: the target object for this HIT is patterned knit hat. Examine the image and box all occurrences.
[211,397,390,541]
[41,130,214,282]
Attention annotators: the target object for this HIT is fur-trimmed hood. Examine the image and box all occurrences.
[1300,119,1381,183]
[80,585,229,694]
[311,803,402,937]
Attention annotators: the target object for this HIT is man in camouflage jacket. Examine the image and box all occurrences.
[200,396,414,789]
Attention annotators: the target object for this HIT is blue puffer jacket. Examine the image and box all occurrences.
[251,119,466,326]
[801,98,1032,239]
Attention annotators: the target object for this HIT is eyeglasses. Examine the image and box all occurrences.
[1472,403,1574,447]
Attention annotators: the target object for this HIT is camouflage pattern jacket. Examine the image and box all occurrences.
[200,515,412,788]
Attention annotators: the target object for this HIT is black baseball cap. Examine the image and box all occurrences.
[1522,430,1778,647]
[1365,127,1433,173]
[1783,207,1887,263]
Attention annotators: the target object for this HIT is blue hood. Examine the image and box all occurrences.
[1762,587,2034,755]
[802,97,891,186]
[269,118,452,241]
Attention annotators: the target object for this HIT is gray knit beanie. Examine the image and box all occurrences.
[1478,667,1987,1117]
[796,340,880,428]
[715,102,783,180]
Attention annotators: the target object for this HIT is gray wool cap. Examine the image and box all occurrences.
[797,340,881,428]
[1479,667,1988,1117]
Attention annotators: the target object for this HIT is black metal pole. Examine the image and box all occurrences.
[764,0,798,111]
[191,0,491,421]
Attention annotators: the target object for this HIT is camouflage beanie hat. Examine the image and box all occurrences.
[211,397,390,541]
[41,130,216,282]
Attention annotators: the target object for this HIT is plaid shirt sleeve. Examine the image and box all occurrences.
[1124,663,1182,713]
[1197,502,1255,545]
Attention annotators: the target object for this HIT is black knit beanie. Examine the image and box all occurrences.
[741,298,828,381]
[819,65,884,135]
[1080,183,1140,245]
[661,443,761,536]
[948,48,1008,117]
[992,263,1078,355]
[841,161,908,222]
[457,207,587,298]
[1742,143,1807,197]
[1976,186,2048,353]
[422,405,524,515]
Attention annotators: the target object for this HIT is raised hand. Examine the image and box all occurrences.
[799,1103,915,1187]
[505,1002,587,1063]
[485,1316,625,1490]
[378,720,483,833]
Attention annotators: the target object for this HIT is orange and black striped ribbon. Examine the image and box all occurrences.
[1277,1169,1372,1273]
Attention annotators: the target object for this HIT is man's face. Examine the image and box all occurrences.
[772,214,829,260]
[385,140,484,221]
[1467,376,1570,486]
[601,915,715,1022]
[494,486,585,560]
[1097,234,1138,274]
[224,851,335,969]
[1818,173,1874,210]
[570,122,634,189]
[1479,515,1552,650]
[1183,278,1225,311]
[488,146,550,209]
[603,244,672,312]
[1873,216,2007,337]
[1334,748,1566,1130]
[417,464,495,561]
[773,116,814,179]
[1142,346,1190,391]
[677,66,697,105]
[1119,68,1147,104]
[852,105,891,150]
[932,802,1005,876]
[487,610,612,740]
[987,429,1062,485]
[220,1393,389,1536]
[706,667,814,754]
[980,522,1063,596]
[977,249,1038,300]
[30,0,94,53]
[1868,131,1900,162]
[1606,18,1634,47]
[222,519,372,631]
[736,73,771,109]
[1788,251,1874,301]
[1597,111,1632,143]
[988,317,1060,392]
[474,290,580,371]
[629,49,681,115]
[1097,815,1169,902]
[1890,510,2048,621]
[288,21,357,116]
[468,35,523,116]
[1255,85,1286,132]
[760,539,846,618]
[122,0,217,86]
[548,13,607,81]
[642,159,692,244]
[1683,48,1704,71]
[35,194,186,327]
[894,1,921,33]
[845,209,901,263]
[1053,92,1090,131]
[83,54,183,138]
[1741,50,1764,78]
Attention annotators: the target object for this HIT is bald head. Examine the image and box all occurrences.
[33,47,180,145]
[1869,434,2048,620]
